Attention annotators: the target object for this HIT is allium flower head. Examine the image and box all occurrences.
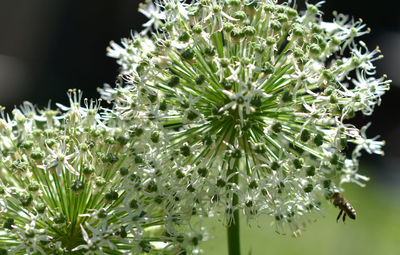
[106,0,390,236]
[103,0,392,236]
[0,90,201,254]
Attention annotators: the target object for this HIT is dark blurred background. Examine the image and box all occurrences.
[0,0,398,187]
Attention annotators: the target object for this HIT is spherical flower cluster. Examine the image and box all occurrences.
[105,0,389,235]
[0,90,202,254]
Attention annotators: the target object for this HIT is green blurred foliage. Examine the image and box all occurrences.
[201,182,400,255]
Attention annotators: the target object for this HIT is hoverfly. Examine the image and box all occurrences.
[331,192,356,223]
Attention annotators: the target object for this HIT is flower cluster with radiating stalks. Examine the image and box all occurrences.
[0,89,203,254]
[105,0,390,236]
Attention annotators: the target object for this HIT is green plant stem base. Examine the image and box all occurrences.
[227,207,241,255]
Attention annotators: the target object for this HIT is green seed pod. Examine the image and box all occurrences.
[306,166,316,176]
[304,184,313,193]
[167,76,180,87]
[313,134,324,146]
[233,11,247,21]
[192,24,203,34]
[178,31,191,42]
[181,48,195,61]
[105,190,119,202]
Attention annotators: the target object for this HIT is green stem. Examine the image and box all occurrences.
[227,160,240,255]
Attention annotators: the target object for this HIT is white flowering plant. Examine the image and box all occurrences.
[0,0,389,254]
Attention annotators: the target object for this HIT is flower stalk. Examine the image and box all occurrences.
[227,159,241,255]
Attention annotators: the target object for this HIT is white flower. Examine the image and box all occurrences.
[352,123,385,157]
[139,0,165,35]
[42,143,79,176]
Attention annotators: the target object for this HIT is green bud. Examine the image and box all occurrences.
[306,166,316,176]
[95,177,106,187]
[323,179,331,189]
[20,193,33,207]
[243,26,256,37]
[254,44,265,54]
[167,76,180,87]
[216,178,226,187]
[311,23,323,34]
[250,95,262,108]
[292,24,306,37]
[223,22,234,33]
[187,110,199,121]
[4,218,14,230]
[270,20,282,31]
[54,212,66,224]
[105,190,119,202]
[264,4,275,13]
[309,43,321,57]
[266,36,276,46]
[28,182,40,192]
[352,57,362,67]
[192,25,203,34]
[293,158,303,169]
[331,36,341,46]
[164,22,173,31]
[330,94,338,104]
[286,8,298,18]
[139,240,152,253]
[330,153,340,165]
[277,13,288,23]
[21,140,34,150]
[197,167,208,177]
[304,184,313,193]
[98,208,108,218]
[271,161,280,170]
[176,169,185,179]
[307,4,319,15]
[220,58,230,67]
[228,0,241,6]
[82,165,94,177]
[104,136,115,144]
[249,180,258,189]
[187,184,195,192]
[30,149,44,160]
[281,91,292,103]
[232,148,242,158]
[178,31,191,42]
[300,129,311,142]
[195,74,206,85]
[71,180,84,194]
[151,132,160,143]
[181,48,195,61]
[313,134,324,146]
[130,199,139,209]
[103,153,119,164]
[233,11,247,20]
[79,143,89,151]
[180,144,190,157]
[263,62,275,75]
[230,27,245,41]
[145,92,157,104]
[146,181,158,193]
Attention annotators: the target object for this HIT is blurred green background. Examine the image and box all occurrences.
[200,180,400,255]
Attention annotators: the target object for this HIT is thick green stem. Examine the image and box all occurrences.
[227,161,240,255]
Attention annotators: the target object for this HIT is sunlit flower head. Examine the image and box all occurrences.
[105,0,389,235]
[0,90,200,253]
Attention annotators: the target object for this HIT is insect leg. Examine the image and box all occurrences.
[342,212,346,223]
[336,210,343,222]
